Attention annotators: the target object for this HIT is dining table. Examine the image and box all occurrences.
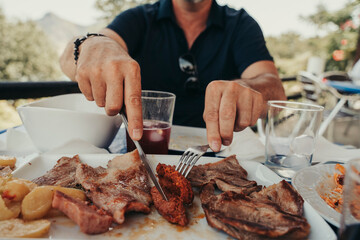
[0,124,348,239]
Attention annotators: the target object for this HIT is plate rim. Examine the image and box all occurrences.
[292,163,341,227]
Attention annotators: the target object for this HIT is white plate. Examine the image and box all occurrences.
[12,154,336,239]
[292,164,342,227]
[169,125,226,152]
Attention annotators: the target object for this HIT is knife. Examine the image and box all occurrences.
[119,111,169,201]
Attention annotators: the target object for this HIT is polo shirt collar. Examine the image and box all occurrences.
[157,0,173,21]
[157,0,224,28]
[207,0,224,28]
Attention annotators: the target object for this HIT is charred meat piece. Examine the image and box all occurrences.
[150,164,194,226]
[52,190,113,234]
[200,182,310,240]
[32,155,80,188]
[187,155,258,189]
[75,150,152,224]
[156,164,194,204]
[202,205,267,240]
[151,187,188,226]
[250,180,305,216]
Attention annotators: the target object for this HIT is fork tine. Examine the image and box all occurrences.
[179,153,197,175]
[177,152,194,174]
[175,151,188,171]
[175,150,193,171]
[184,154,203,178]
[175,144,209,177]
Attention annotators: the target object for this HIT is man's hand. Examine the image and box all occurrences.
[61,31,143,141]
[203,80,264,152]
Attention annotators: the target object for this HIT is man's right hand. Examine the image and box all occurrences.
[59,29,143,141]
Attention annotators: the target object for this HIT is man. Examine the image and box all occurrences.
[60,0,286,152]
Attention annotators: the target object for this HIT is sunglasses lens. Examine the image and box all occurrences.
[179,54,196,74]
[185,77,200,94]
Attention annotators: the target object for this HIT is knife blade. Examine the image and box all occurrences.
[119,112,168,201]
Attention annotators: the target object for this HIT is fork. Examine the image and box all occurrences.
[175,144,210,178]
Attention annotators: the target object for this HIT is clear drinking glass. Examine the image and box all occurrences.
[264,100,324,180]
[126,90,176,154]
[339,158,360,240]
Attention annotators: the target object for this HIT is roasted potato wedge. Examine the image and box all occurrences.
[2,179,31,201]
[21,186,54,220]
[14,178,38,192]
[0,196,20,220]
[22,186,86,220]
[0,218,50,238]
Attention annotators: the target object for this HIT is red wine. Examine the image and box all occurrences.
[126,120,171,154]
[339,224,360,240]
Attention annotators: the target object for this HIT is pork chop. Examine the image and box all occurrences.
[52,190,113,234]
[250,180,304,216]
[187,155,260,190]
[200,182,310,240]
[75,150,152,224]
[32,155,80,188]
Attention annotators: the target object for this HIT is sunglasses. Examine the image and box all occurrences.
[179,53,200,94]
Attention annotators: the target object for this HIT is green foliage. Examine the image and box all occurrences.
[301,0,360,71]
[95,0,156,24]
[0,9,62,81]
[266,33,328,77]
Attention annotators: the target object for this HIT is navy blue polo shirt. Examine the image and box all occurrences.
[107,0,273,128]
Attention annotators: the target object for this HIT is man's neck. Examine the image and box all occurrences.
[172,0,212,49]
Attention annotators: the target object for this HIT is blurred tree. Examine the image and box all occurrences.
[301,0,360,71]
[0,8,62,82]
[95,0,156,24]
[266,32,327,76]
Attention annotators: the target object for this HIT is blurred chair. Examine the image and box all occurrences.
[257,69,360,147]
[298,71,360,147]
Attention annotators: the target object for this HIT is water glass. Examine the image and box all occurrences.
[339,158,360,240]
[126,90,176,154]
[264,100,324,179]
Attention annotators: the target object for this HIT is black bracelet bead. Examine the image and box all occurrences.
[73,33,105,65]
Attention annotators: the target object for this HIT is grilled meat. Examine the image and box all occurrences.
[156,164,194,204]
[151,187,188,226]
[52,190,113,234]
[200,182,310,240]
[150,164,194,226]
[250,180,304,216]
[214,178,262,195]
[32,155,80,188]
[75,150,152,224]
[187,155,258,189]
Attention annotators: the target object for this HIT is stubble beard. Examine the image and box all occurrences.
[184,0,205,3]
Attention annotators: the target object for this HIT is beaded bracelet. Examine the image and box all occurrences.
[73,33,106,65]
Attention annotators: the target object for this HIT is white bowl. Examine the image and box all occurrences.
[17,93,122,152]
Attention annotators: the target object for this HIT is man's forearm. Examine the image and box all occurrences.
[235,73,287,116]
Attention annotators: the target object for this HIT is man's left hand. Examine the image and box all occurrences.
[203,80,264,152]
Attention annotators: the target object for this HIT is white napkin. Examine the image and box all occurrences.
[5,127,37,153]
[313,136,360,163]
[216,127,265,161]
